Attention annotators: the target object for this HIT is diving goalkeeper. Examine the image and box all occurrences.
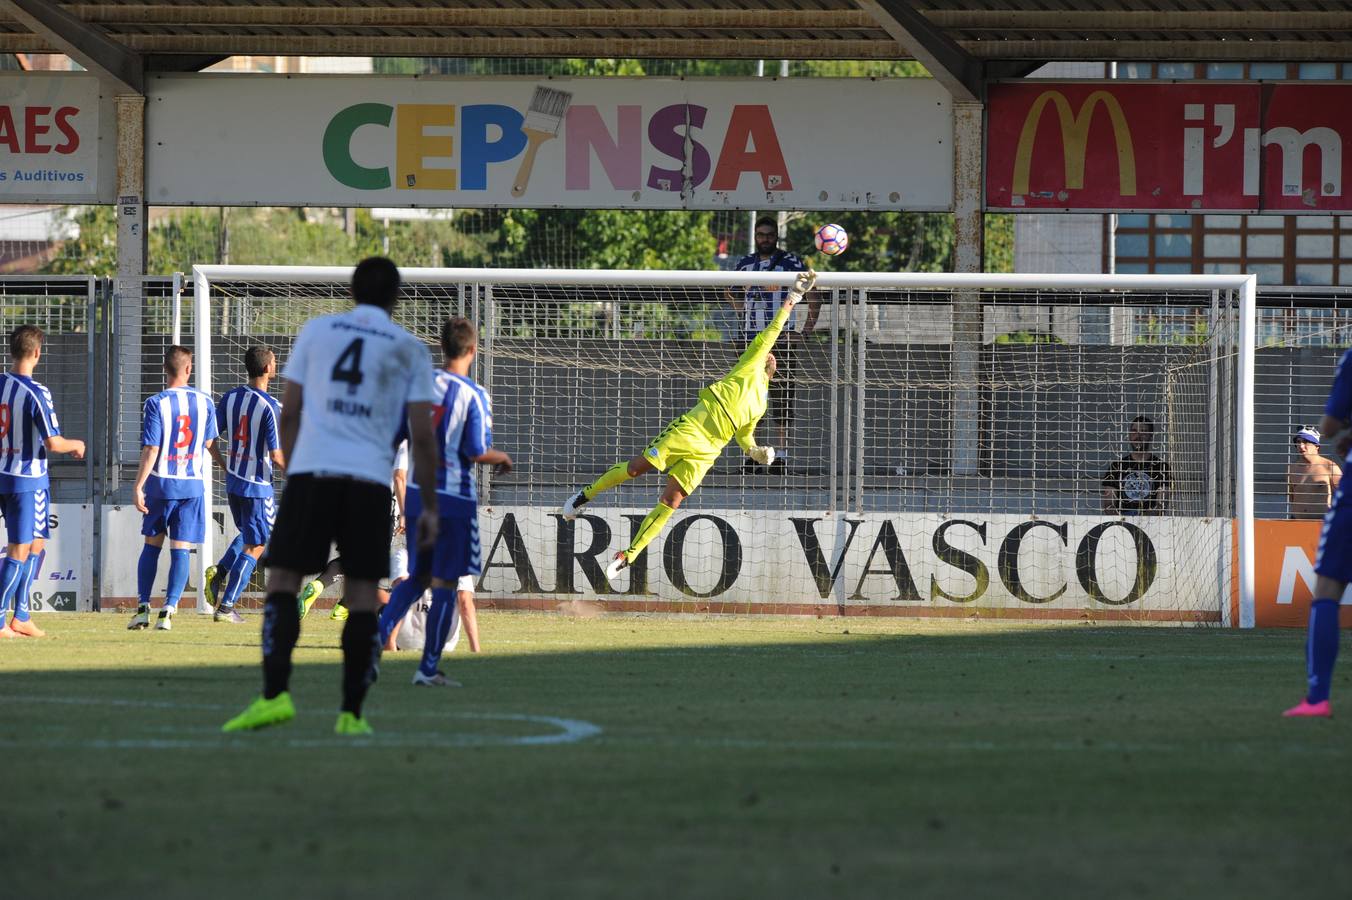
[561,268,818,582]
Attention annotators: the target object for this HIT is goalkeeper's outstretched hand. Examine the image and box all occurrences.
[785,266,817,309]
[747,445,776,466]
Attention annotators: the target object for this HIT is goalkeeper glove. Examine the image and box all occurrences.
[785,267,818,309]
[747,445,776,466]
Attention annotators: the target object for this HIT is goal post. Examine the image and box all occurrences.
[190,264,1257,625]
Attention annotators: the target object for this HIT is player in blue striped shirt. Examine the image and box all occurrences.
[0,326,85,639]
[204,346,284,624]
[1286,348,1352,717]
[128,346,219,632]
[378,317,510,685]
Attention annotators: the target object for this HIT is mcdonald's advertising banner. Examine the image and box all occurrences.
[146,74,954,211]
[987,82,1352,213]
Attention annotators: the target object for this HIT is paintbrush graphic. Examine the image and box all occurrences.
[512,85,573,198]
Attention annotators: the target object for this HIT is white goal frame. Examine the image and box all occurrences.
[190,265,1258,625]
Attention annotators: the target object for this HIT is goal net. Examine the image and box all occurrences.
[191,266,1255,624]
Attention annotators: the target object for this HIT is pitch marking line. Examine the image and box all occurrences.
[0,696,602,749]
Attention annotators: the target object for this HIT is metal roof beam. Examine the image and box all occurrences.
[965,40,1352,61]
[854,0,982,101]
[0,0,141,92]
[68,6,882,30]
[0,34,909,60]
[145,54,228,73]
[926,10,1352,32]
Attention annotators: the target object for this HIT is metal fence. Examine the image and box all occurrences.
[4,275,1347,526]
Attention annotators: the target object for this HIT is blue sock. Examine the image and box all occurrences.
[378,577,423,646]
[0,556,22,621]
[215,536,243,584]
[164,549,190,609]
[419,587,458,677]
[136,544,162,607]
[219,553,258,610]
[12,554,38,622]
[1306,598,1342,704]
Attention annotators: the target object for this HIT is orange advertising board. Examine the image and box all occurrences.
[1243,519,1352,628]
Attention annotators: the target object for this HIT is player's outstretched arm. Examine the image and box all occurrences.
[735,418,774,465]
[44,435,85,459]
[473,448,512,475]
[728,270,817,380]
[277,381,304,464]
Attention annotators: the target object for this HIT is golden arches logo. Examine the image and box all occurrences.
[1012,90,1137,196]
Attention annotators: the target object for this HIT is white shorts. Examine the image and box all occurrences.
[390,546,409,582]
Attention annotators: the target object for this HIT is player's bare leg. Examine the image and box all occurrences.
[1284,573,1344,718]
[606,476,687,582]
[458,586,480,653]
[563,454,655,520]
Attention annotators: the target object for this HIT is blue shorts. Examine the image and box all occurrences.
[228,493,276,546]
[1315,483,1352,583]
[406,488,481,583]
[0,489,49,545]
[141,495,206,544]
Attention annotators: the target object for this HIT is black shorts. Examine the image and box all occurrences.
[266,474,393,582]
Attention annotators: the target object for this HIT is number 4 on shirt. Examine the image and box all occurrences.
[331,338,364,395]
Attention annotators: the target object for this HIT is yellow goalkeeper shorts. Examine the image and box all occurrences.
[643,413,723,495]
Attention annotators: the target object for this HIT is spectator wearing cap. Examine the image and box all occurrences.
[1287,426,1341,520]
[1102,415,1171,516]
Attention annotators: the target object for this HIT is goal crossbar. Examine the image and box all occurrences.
[190,265,1257,626]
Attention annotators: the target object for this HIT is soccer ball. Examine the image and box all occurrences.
[814,223,848,256]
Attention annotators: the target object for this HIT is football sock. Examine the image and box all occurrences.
[419,587,458,677]
[1306,598,1341,704]
[378,577,423,645]
[625,501,676,559]
[215,535,243,583]
[319,558,344,589]
[340,612,380,716]
[220,553,258,610]
[583,462,632,501]
[0,556,22,621]
[164,549,190,608]
[12,554,38,622]
[261,591,300,699]
[136,544,162,607]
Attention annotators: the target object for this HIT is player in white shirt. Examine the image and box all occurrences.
[223,257,440,737]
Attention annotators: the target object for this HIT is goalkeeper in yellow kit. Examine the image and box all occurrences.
[561,268,818,582]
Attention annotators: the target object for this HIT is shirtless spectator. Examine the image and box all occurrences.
[1287,426,1341,519]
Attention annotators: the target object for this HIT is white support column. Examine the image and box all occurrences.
[113,92,145,521]
[952,100,985,476]
[194,268,215,614]
[1237,276,1257,628]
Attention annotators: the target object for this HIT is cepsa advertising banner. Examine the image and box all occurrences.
[987,81,1352,213]
[146,74,954,211]
[0,74,112,202]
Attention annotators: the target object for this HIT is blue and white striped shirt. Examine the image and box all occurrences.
[434,374,492,516]
[142,387,219,500]
[734,249,806,336]
[217,385,281,499]
[0,372,60,493]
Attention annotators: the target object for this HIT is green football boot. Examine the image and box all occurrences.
[334,712,373,736]
[222,693,295,733]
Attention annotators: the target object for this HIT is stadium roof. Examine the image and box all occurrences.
[0,0,1348,100]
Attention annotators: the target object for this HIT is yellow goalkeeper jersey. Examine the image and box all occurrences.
[688,304,790,453]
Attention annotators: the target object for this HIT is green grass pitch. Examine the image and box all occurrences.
[1,612,1349,899]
